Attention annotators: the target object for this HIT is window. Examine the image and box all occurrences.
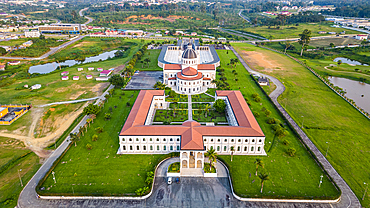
[156,138,159,142]
[252,139,255,143]
[224,139,227,142]
[170,138,173,142]
[245,139,248,143]
[177,138,180,142]
[137,145,140,150]
[163,138,166,142]
[123,146,126,150]
[244,146,247,151]
[150,138,153,141]
[258,147,261,151]
[237,146,241,151]
[122,138,125,142]
[204,139,207,142]
[150,145,153,150]
[218,139,221,142]
[136,138,139,141]
[211,139,214,142]
[177,146,180,150]
[251,147,254,151]
[143,138,146,142]
[157,146,160,150]
[259,139,262,143]
[129,138,132,142]
[170,146,173,151]
[143,146,147,151]
[238,139,241,142]
[217,146,220,151]
[231,139,234,142]
[164,146,167,151]
[224,146,227,151]
[210,146,214,150]
[130,146,133,150]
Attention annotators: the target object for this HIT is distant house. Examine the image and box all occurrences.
[86,75,93,79]
[77,68,83,71]
[340,31,346,35]
[318,31,327,34]
[100,70,112,77]
[97,68,103,72]
[1,46,11,52]
[96,77,109,81]
[31,84,41,90]
[355,34,368,40]
[191,32,197,36]
[8,60,20,65]
[22,40,33,47]
[328,32,336,35]
[258,77,269,86]
[0,65,5,71]
[24,30,40,38]
[61,71,69,76]
[105,30,118,36]
[73,76,79,80]
[61,76,69,80]
[88,67,94,71]
[155,34,162,37]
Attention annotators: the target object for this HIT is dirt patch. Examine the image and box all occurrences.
[117,14,190,25]
[72,41,92,48]
[241,51,285,72]
[91,83,109,95]
[69,90,86,100]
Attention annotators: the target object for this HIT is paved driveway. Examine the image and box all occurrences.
[125,71,162,90]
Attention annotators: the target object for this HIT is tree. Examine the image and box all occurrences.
[83,104,100,115]
[104,94,110,102]
[258,173,269,193]
[265,110,271,117]
[153,81,166,90]
[214,99,226,113]
[92,134,98,141]
[337,60,342,66]
[86,144,92,150]
[86,118,92,127]
[254,158,264,176]
[144,58,150,68]
[90,114,96,123]
[79,126,85,136]
[298,29,312,56]
[205,146,217,171]
[329,43,335,48]
[95,127,103,133]
[0,47,6,55]
[204,104,211,118]
[230,146,235,162]
[69,132,79,147]
[105,113,111,120]
[284,41,291,54]
[109,74,124,87]
[287,147,296,156]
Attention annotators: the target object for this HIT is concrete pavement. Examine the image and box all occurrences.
[230,46,361,207]
[38,97,100,107]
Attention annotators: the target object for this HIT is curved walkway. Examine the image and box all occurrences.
[38,96,100,107]
[230,46,361,207]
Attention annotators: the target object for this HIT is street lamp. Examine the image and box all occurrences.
[319,175,323,188]
[363,182,368,200]
[18,169,23,187]
[52,171,56,184]
[301,116,304,129]
[325,142,329,157]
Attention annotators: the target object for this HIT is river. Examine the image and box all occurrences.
[29,50,117,74]
[328,76,370,113]
[333,57,369,66]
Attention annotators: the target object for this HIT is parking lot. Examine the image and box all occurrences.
[125,71,162,90]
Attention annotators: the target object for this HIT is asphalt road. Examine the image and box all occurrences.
[79,7,94,25]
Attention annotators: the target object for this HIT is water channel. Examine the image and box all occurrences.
[333,57,369,66]
[29,50,117,74]
[328,76,370,113]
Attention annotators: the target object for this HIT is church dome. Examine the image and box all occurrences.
[182,67,198,76]
[182,48,197,59]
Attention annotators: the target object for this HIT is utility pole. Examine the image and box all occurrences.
[325,142,329,157]
[18,169,23,187]
[363,182,368,200]
[319,175,323,188]
[52,171,56,183]
[301,115,304,129]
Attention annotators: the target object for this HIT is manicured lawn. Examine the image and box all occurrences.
[168,162,180,173]
[38,90,168,196]
[133,49,162,71]
[0,137,41,208]
[215,49,340,199]
[192,93,215,102]
[153,110,188,123]
[309,38,362,48]
[0,38,28,46]
[169,102,188,109]
[192,109,227,123]
[165,90,188,102]
[241,23,361,39]
[231,44,370,205]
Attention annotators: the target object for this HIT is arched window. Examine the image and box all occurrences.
[123,146,126,150]
[224,139,227,142]
[143,138,145,141]
[136,138,139,141]
[122,138,125,142]
[177,146,180,150]
[245,139,248,143]
[244,146,247,151]
[251,146,254,151]
[252,139,255,143]
[170,146,173,151]
[157,146,160,150]
[217,146,220,151]
[224,146,227,151]
[143,146,147,150]
[237,146,241,151]
[137,145,140,150]
[231,139,234,142]
[258,147,261,151]
[150,145,153,150]
[163,145,167,151]
[156,138,159,142]
[129,138,132,141]
[130,145,133,150]
[259,139,262,143]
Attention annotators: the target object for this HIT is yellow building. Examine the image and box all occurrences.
[0,107,8,117]
[0,105,30,125]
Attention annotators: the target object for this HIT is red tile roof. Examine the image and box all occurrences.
[197,64,215,70]
[168,77,176,80]
[182,67,198,76]
[177,72,203,81]
[203,77,211,80]
[164,64,182,70]
[119,90,264,151]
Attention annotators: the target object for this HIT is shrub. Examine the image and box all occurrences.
[265,110,271,117]
[287,148,296,156]
[282,139,289,146]
[126,102,131,107]
[261,107,266,111]
[95,127,103,133]
[105,113,111,120]
[214,99,226,113]
[254,97,261,102]
[267,117,276,124]
[74,173,77,177]
[276,128,289,138]
[92,134,98,141]
[86,144,92,150]
[252,93,259,98]
[254,112,260,118]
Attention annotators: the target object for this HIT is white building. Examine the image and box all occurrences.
[24,30,40,38]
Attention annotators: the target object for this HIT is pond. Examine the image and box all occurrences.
[29,50,118,74]
[328,76,370,113]
[333,57,369,66]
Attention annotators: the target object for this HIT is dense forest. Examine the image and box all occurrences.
[321,5,370,18]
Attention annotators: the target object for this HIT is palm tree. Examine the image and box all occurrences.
[84,123,88,132]
[90,114,96,123]
[79,126,85,136]
[86,118,92,127]
[205,146,217,171]
[258,173,269,193]
[69,133,79,147]
[230,146,235,161]
[254,158,264,176]
[204,104,211,118]
[173,106,177,117]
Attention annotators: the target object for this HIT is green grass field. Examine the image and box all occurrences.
[154,109,188,122]
[0,137,41,208]
[0,38,28,46]
[133,49,162,71]
[215,50,339,199]
[38,90,168,196]
[241,23,361,39]
[231,43,370,206]
[309,38,362,48]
